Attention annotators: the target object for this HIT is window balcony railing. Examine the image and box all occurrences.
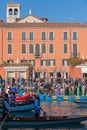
[71,52,80,58]
[34,53,41,58]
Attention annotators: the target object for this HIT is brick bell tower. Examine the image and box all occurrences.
[6,2,20,23]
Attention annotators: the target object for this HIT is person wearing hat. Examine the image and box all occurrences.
[2,93,11,119]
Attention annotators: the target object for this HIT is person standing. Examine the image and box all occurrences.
[2,93,11,119]
[34,95,41,118]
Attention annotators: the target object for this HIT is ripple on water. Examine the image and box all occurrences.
[41,101,87,116]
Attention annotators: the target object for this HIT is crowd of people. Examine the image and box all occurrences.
[1,77,87,97]
[0,76,87,120]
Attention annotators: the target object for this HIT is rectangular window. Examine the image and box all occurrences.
[29,32,34,40]
[22,32,26,40]
[29,60,35,66]
[62,59,69,66]
[49,32,54,40]
[73,32,77,40]
[8,32,12,40]
[63,32,68,40]
[42,32,46,40]
[41,60,47,66]
[48,59,55,66]
[20,60,27,63]
[7,60,13,64]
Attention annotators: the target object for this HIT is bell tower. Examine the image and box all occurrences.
[6,2,20,23]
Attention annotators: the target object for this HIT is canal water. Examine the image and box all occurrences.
[1,101,87,130]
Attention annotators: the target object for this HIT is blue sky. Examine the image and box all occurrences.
[0,0,87,23]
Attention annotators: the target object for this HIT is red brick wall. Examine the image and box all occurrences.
[0,24,87,78]
[0,67,6,79]
[69,67,82,79]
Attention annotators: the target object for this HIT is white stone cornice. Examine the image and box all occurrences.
[4,66,28,71]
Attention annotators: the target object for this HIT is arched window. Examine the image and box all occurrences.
[42,44,46,53]
[35,44,40,57]
[29,44,34,54]
[22,44,26,54]
[73,44,77,57]
[49,44,54,53]
[9,8,13,16]
[14,8,18,16]
[8,44,12,54]
[64,44,68,53]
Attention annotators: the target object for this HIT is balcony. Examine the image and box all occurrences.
[34,53,41,58]
[71,52,80,58]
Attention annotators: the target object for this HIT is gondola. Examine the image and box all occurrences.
[0,100,34,113]
[0,115,87,126]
